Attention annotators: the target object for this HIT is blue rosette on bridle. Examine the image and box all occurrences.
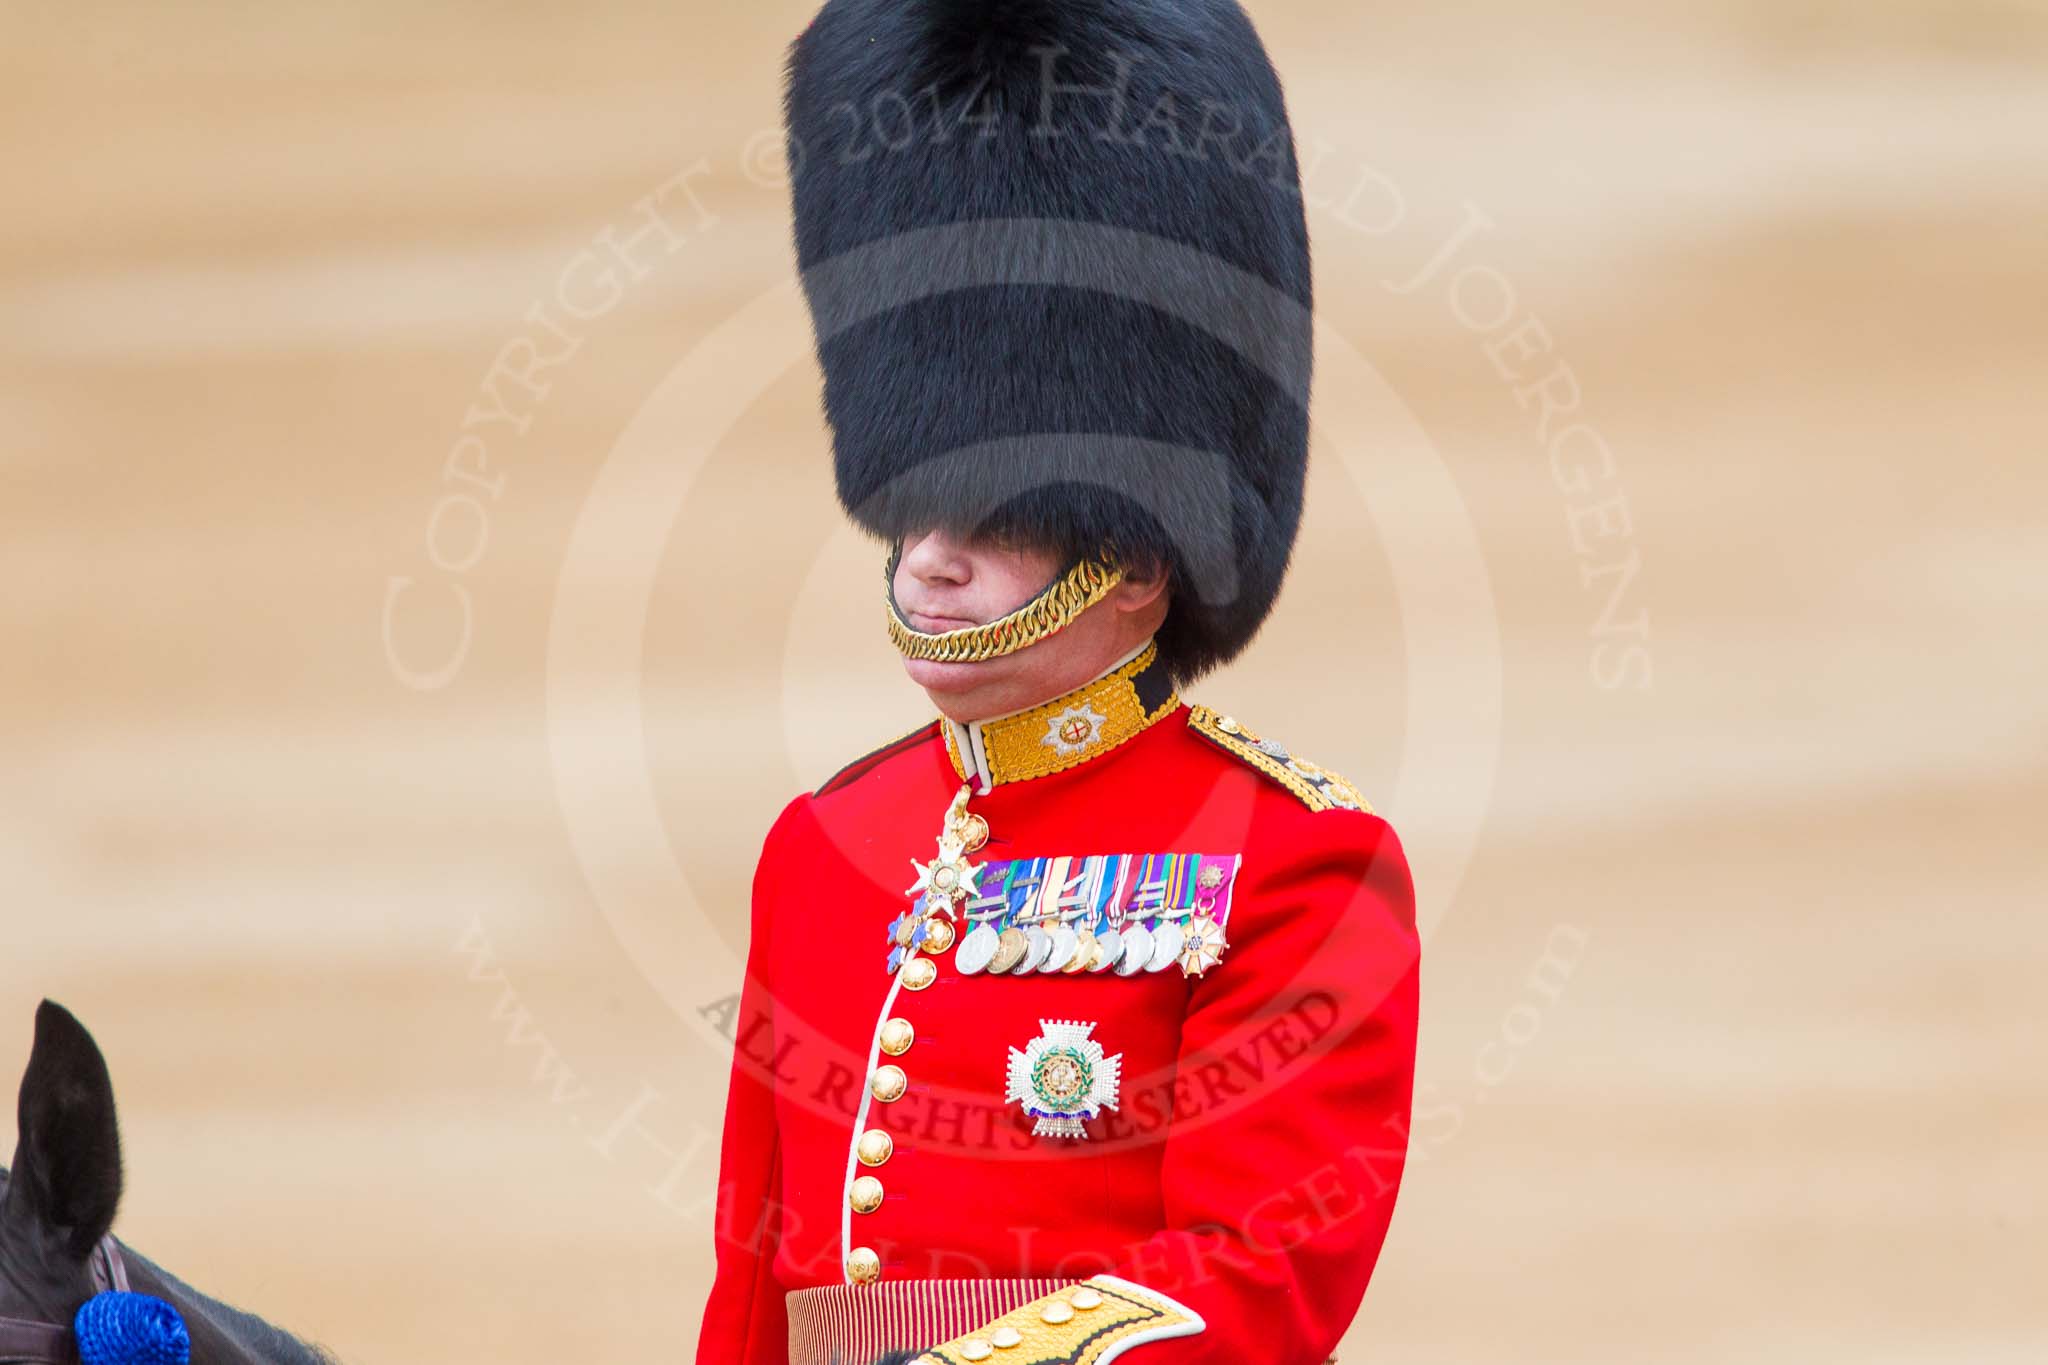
[73,1292,190,1365]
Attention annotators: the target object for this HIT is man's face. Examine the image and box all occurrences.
[891,529,1166,723]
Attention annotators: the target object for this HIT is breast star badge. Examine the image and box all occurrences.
[1006,1019,1122,1140]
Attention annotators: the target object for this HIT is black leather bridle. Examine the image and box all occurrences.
[0,1233,129,1364]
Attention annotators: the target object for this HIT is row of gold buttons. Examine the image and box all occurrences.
[849,785,982,1284]
[847,1010,915,1281]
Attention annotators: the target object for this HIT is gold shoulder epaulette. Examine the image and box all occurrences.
[1187,704,1371,813]
[813,721,938,797]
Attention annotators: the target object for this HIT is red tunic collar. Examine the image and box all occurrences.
[937,641,1179,793]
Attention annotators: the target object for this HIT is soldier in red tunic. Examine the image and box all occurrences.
[698,2,1419,1361]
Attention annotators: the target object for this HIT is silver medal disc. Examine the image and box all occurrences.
[955,923,999,976]
[1020,926,1053,973]
[1041,925,1079,973]
[1090,927,1123,973]
[1147,919,1184,972]
[1115,924,1153,976]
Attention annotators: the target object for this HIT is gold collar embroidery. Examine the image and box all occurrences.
[941,642,1179,792]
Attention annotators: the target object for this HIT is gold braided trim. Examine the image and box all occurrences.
[944,643,1179,787]
[785,1278,1079,1365]
[1187,705,1373,814]
[887,558,1124,663]
[913,1275,1205,1365]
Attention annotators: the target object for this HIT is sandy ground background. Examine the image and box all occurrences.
[3,2,2044,1361]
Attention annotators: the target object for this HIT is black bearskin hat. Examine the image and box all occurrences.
[786,0,1311,683]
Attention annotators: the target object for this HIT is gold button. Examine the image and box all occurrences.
[961,813,989,851]
[856,1128,893,1166]
[870,1064,907,1103]
[846,1246,881,1283]
[901,957,937,991]
[960,1342,992,1362]
[1069,1286,1103,1310]
[1041,1298,1074,1324]
[848,1174,884,1213]
[922,916,956,954]
[990,1326,1022,1348]
[878,1017,914,1056]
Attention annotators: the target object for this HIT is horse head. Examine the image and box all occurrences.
[1,1001,331,1364]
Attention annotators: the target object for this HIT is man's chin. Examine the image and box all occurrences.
[902,656,1014,718]
[902,655,989,694]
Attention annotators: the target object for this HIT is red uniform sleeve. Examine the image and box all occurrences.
[696,796,808,1365]
[1099,810,1420,1361]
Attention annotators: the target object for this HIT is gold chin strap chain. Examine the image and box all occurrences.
[885,556,1125,663]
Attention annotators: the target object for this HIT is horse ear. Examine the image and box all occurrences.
[6,1001,123,1258]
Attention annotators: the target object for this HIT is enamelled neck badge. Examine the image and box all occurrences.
[1006,1019,1122,1140]
[889,785,989,974]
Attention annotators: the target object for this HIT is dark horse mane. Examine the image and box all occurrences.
[0,1166,334,1364]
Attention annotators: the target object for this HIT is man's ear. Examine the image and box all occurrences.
[1109,557,1171,615]
[5,1000,122,1259]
